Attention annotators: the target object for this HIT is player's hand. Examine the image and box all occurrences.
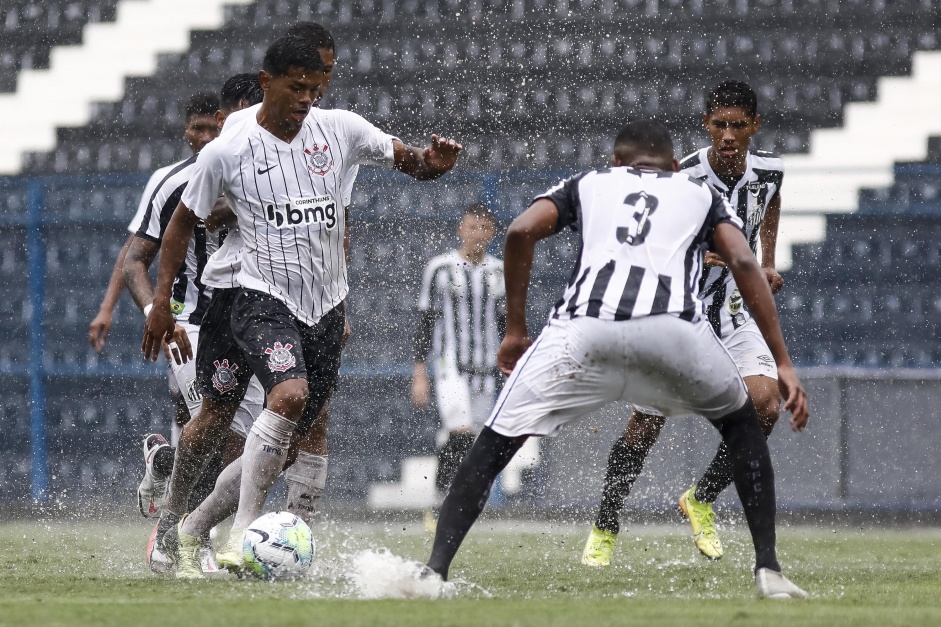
[498,333,532,376]
[163,324,193,365]
[341,314,352,349]
[88,309,113,353]
[411,367,431,408]
[423,135,462,173]
[142,302,176,362]
[764,267,784,294]
[704,252,726,267]
[776,364,808,432]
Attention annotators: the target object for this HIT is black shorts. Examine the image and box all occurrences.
[196,287,254,405]
[230,288,344,436]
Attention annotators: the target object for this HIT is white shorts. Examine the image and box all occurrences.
[724,319,777,380]
[486,316,749,438]
[434,367,497,438]
[168,322,264,440]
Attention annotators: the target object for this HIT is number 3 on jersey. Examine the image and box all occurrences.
[616,191,658,246]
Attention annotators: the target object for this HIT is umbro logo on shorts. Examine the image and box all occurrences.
[265,341,296,373]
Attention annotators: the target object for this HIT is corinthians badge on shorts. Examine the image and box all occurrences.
[304,143,333,176]
[265,341,296,373]
[212,359,239,394]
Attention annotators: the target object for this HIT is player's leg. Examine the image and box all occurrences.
[283,395,331,527]
[428,369,475,529]
[682,324,782,559]
[427,318,622,580]
[582,408,665,566]
[618,315,803,596]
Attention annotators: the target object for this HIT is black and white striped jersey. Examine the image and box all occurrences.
[680,148,783,338]
[182,108,397,327]
[127,159,186,234]
[538,167,743,323]
[416,250,506,376]
[136,155,221,326]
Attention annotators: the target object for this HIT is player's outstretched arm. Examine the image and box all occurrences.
[498,198,560,375]
[392,135,462,180]
[122,237,159,313]
[713,222,808,431]
[141,203,200,362]
[88,233,135,352]
[759,194,784,293]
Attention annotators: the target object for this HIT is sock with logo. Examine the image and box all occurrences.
[231,409,295,531]
[695,417,774,504]
[711,399,779,572]
[284,452,328,527]
[427,427,526,580]
[181,457,242,538]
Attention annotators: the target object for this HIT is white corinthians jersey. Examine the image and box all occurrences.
[681,148,783,338]
[182,108,397,326]
[539,167,743,323]
[137,155,221,325]
[419,251,505,375]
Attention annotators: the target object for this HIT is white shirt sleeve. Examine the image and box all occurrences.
[339,111,398,168]
[181,146,225,220]
[127,168,166,233]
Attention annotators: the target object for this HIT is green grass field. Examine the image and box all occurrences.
[1,518,940,626]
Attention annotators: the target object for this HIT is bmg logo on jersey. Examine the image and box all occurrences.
[264,195,338,229]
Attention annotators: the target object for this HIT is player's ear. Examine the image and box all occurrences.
[259,70,271,92]
[753,114,761,133]
[702,112,710,129]
[215,110,224,129]
[670,158,680,172]
[611,154,623,167]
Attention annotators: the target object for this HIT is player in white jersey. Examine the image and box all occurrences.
[422,120,809,599]
[145,26,346,572]
[140,35,462,579]
[411,203,509,527]
[582,82,798,566]
[123,76,267,573]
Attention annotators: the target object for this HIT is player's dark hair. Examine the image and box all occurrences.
[184,92,220,120]
[613,119,674,160]
[220,73,264,110]
[462,202,496,224]
[706,80,758,118]
[262,35,325,78]
[285,21,335,51]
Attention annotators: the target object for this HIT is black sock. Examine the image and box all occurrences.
[188,444,224,512]
[693,443,733,504]
[711,399,779,572]
[153,446,176,479]
[594,434,648,534]
[434,432,477,494]
[427,427,526,580]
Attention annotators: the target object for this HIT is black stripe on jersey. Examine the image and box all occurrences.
[679,152,702,170]
[135,155,197,240]
[188,224,212,325]
[613,266,645,320]
[585,260,615,317]
[261,141,295,303]
[650,275,672,315]
[561,267,591,317]
[319,122,347,294]
[478,266,489,369]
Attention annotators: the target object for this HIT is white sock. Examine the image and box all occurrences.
[285,453,328,527]
[181,457,242,537]
[231,409,295,530]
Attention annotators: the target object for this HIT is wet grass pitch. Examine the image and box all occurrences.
[2,518,940,626]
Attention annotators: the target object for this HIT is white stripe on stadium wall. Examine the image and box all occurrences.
[775,51,941,270]
[0,0,254,175]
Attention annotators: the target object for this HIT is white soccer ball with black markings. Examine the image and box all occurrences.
[242,511,315,580]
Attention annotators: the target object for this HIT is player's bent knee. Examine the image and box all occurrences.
[268,379,309,418]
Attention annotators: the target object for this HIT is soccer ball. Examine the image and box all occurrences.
[242,511,315,580]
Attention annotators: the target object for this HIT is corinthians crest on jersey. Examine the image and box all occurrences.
[305,143,332,176]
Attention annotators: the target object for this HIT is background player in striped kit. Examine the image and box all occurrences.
[411,202,509,528]
[141,35,462,578]
[582,81,799,566]
[422,119,809,599]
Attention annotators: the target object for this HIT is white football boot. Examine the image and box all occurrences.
[137,434,170,518]
[756,568,809,599]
